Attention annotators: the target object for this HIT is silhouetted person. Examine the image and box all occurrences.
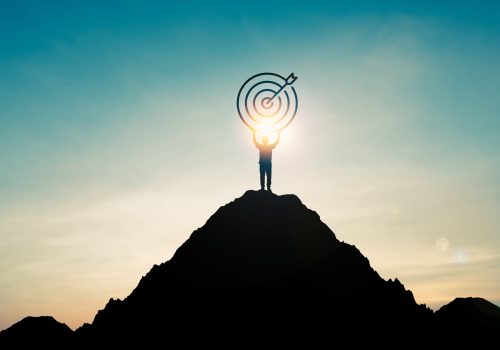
[253,131,280,191]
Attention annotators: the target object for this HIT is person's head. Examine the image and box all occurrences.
[262,136,269,145]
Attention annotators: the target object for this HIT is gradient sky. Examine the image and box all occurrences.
[1,0,499,330]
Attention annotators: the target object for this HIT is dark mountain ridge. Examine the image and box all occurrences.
[0,316,72,337]
[2,191,499,340]
[82,190,432,335]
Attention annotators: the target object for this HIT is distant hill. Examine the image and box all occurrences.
[437,297,500,332]
[0,316,72,338]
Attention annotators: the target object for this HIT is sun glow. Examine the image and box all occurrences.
[253,127,280,144]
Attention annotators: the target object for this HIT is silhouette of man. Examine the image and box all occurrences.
[253,131,280,191]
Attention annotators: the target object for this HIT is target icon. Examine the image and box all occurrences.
[237,72,298,134]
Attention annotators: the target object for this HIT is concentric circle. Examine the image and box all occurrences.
[237,72,298,133]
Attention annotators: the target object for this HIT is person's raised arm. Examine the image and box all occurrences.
[272,132,280,147]
[252,131,259,147]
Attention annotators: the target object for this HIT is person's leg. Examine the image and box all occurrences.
[259,164,265,190]
[267,163,272,191]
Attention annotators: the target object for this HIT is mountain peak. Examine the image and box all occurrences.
[85,190,431,335]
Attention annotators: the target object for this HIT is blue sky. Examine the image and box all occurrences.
[1,1,499,329]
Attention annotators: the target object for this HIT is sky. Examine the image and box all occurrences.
[1,0,499,330]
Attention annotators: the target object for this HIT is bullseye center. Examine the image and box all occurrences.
[261,97,273,109]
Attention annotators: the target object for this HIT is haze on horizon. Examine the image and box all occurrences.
[1,1,499,330]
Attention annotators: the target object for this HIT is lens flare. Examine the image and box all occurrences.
[435,237,450,252]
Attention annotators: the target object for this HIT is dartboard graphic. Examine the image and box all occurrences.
[237,72,298,133]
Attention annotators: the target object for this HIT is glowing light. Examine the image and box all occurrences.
[253,128,279,144]
[258,124,274,135]
[435,237,450,252]
[453,248,468,264]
